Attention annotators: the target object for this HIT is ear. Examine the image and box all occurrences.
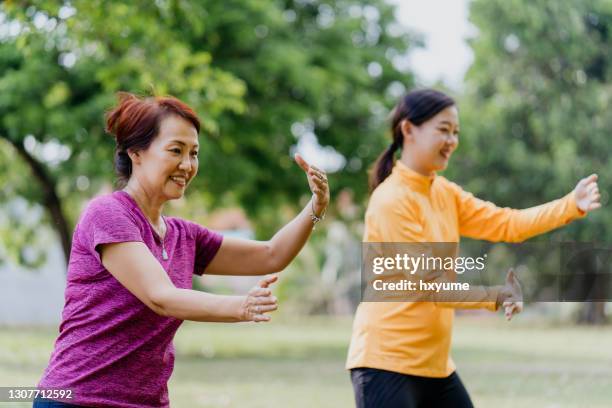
[400,120,414,143]
[127,149,141,165]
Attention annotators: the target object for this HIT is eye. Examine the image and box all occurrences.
[170,148,181,154]
[191,151,199,157]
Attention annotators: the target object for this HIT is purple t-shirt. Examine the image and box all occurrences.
[38,191,223,407]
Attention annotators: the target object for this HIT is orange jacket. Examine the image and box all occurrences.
[346,161,584,377]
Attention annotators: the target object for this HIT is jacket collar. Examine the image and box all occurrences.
[392,160,436,194]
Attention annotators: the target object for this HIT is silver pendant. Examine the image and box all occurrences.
[162,247,168,260]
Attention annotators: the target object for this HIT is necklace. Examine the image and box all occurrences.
[156,216,169,261]
[123,188,168,260]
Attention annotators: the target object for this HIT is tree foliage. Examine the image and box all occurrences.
[456,0,611,242]
[0,0,417,266]
[458,0,612,323]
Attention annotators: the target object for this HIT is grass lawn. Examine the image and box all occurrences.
[1,315,611,407]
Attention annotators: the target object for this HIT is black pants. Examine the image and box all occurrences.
[351,367,474,408]
[32,397,87,408]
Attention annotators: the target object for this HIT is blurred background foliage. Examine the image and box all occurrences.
[0,0,415,261]
[0,0,610,322]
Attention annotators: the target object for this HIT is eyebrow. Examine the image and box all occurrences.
[168,140,199,148]
[438,121,460,130]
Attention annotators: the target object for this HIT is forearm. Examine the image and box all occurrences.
[459,188,585,242]
[434,285,501,311]
[503,192,584,242]
[155,287,244,322]
[413,269,500,310]
[267,197,317,271]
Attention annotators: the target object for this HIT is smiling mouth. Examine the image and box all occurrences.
[439,149,451,160]
[169,176,187,187]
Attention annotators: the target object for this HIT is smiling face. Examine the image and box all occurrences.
[402,105,460,174]
[128,114,199,201]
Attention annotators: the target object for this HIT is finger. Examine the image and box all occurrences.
[588,202,602,211]
[514,302,523,313]
[508,268,521,287]
[311,178,327,190]
[587,183,598,195]
[294,153,310,173]
[249,304,277,314]
[503,304,518,318]
[254,304,278,313]
[249,288,272,297]
[252,314,271,322]
[258,275,278,288]
[315,172,329,184]
[311,171,326,182]
[308,169,327,182]
[505,307,513,321]
[308,170,321,181]
[253,296,278,305]
[580,174,598,186]
[505,268,515,284]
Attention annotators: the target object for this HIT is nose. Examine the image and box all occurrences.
[178,154,192,172]
[446,133,458,148]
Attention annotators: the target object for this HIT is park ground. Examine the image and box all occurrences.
[1,315,611,407]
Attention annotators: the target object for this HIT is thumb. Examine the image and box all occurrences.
[505,268,515,284]
[580,173,598,187]
[294,153,310,173]
[258,275,278,289]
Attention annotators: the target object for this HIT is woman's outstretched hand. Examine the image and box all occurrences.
[240,275,278,322]
[295,153,330,217]
[574,174,601,213]
[497,268,523,321]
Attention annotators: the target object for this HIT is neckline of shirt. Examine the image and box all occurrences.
[393,161,436,193]
[114,190,169,242]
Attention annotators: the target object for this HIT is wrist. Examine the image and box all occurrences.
[234,296,248,322]
[311,196,327,216]
[495,286,509,308]
[570,190,587,216]
[310,198,326,229]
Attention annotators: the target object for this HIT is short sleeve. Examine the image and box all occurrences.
[79,196,144,261]
[189,222,223,275]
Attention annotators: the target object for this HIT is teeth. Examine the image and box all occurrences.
[170,176,186,183]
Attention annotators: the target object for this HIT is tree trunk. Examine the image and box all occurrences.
[5,136,71,267]
[578,302,606,325]
[570,245,608,325]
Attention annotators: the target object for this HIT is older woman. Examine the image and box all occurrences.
[35,93,330,408]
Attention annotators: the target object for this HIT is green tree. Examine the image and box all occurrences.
[459,0,611,323]
[0,1,246,264]
[1,0,417,266]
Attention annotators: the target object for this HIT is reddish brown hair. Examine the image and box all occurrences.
[105,92,201,188]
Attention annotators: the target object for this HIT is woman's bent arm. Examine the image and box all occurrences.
[101,242,277,322]
[206,154,330,276]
